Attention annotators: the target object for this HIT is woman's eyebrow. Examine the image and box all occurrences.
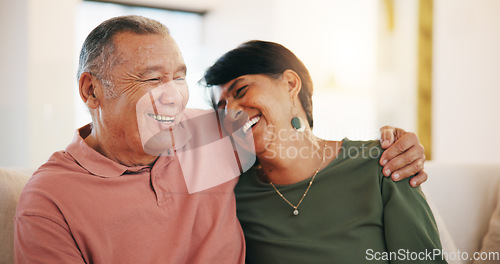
[227,78,245,94]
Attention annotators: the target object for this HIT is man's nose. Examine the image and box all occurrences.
[159,84,182,105]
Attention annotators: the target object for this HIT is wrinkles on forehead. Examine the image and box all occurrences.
[114,45,175,67]
[113,38,185,80]
[112,32,181,63]
[120,64,187,86]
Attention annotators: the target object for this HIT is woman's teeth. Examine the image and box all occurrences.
[148,113,175,123]
[243,116,261,133]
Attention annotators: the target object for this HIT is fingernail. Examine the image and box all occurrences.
[382,140,389,148]
[384,169,391,176]
[393,173,400,181]
[381,159,388,166]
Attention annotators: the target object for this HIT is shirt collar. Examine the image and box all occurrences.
[65,124,133,177]
[66,124,190,178]
[65,106,195,177]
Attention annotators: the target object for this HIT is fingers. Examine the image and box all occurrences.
[379,126,396,149]
[378,128,427,188]
[382,142,424,175]
[409,169,428,187]
[386,155,425,181]
[379,132,421,166]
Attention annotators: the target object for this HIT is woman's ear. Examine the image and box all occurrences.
[79,72,100,109]
[283,69,302,99]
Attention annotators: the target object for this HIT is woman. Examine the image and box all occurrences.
[203,40,446,263]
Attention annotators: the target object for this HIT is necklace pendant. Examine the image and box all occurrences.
[293,209,299,216]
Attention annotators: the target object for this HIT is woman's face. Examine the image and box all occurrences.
[216,74,297,156]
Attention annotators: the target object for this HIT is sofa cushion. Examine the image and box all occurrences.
[0,168,30,264]
[423,162,500,264]
[475,182,500,263]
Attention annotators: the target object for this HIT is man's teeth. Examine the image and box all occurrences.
[243,116,261,133]
[148,113,175,123]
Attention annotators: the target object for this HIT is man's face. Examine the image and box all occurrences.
[96,32,189,157]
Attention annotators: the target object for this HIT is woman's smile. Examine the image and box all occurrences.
[243,115,261,133]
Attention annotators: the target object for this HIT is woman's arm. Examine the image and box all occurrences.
[380,172,448,263]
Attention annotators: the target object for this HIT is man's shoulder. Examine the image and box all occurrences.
[25,150,84,192]
[16,150,85,219]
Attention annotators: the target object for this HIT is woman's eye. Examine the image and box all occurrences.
[175,77,185,81]
[234,85,248,98]
[146,78,160,82]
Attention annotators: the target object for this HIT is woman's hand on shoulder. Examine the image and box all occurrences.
[378,126,426,187]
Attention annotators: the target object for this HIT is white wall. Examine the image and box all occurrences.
[434,0,500,163]
[376,0,418,133]
[0,0,77,168]
[202,0,275,66]
[0,0,29,167]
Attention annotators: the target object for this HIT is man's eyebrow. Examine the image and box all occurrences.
[137,66,163,78]
[137,64,187,78]
[177,64,187,75]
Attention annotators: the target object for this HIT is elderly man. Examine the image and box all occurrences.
[14,16,427,263]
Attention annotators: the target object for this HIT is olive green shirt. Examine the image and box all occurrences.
[235,139,447,263]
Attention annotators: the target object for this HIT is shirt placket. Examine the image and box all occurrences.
[150,158,174,207]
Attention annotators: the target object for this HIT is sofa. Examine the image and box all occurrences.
[423,162,500,264]
[0,168,30,264]
[1,163,499,264]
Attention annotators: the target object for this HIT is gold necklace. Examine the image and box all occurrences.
[269,139,326,216]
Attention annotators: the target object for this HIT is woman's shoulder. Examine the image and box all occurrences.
[318,138,384,184]
[341,138,382,149]
[335,138,383,164]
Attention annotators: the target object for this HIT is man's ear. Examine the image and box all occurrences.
[79,72,100,109]
[283,69,302,99]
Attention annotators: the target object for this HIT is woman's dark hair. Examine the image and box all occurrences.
[203,40,314,128]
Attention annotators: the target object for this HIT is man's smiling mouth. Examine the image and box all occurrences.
[147,113,175,123]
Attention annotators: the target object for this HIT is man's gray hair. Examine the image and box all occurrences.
[77,15,170,98]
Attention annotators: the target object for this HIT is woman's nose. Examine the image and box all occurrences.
[224,100,245,121]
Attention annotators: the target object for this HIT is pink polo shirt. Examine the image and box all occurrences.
[14,109,247,264]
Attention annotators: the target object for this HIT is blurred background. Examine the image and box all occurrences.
[1,0,499,168]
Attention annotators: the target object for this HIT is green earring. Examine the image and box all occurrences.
[291,117,305,132]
